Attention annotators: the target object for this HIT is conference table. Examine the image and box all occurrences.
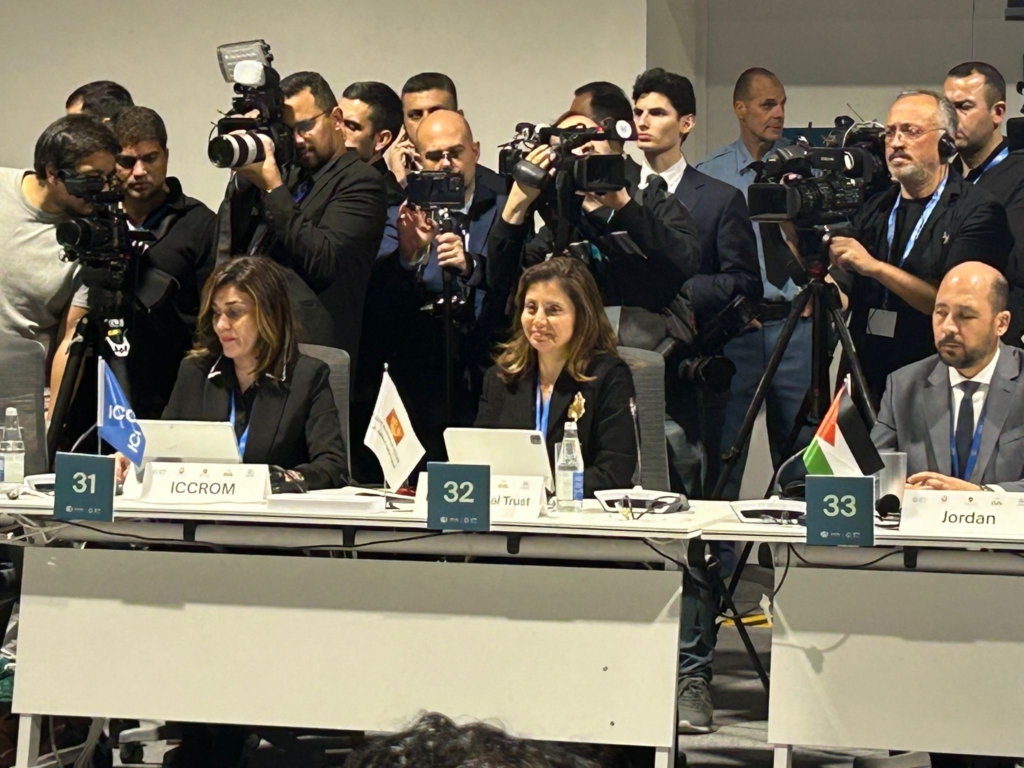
[0,490,735,768]
[702,517,1024,766]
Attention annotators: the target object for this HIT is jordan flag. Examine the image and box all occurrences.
[802,381,884,477]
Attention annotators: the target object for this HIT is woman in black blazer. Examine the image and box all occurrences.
[116,257,347,490]
[476,257,637,496]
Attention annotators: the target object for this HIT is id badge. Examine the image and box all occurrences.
[866,309,897,338]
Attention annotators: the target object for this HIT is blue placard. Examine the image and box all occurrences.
[427,462,490,532]
[805,475,875,547]
[53,453,115,523]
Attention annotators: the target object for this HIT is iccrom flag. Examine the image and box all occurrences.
[364,371,425,491]
[802,384,884,477]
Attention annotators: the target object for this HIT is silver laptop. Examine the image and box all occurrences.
[443,428,553,489]
[137,420,241,466]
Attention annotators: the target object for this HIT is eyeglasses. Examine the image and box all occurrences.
[292,111,328,137]
[423,147,465,163]
[883,124,942,143]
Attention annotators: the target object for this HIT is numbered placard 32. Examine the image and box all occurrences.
[805,475,875,547]
[426,462,490,532]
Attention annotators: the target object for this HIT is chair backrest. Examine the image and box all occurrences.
[0,336,47,476]
[298,344,351,480]
[617,346,670,492]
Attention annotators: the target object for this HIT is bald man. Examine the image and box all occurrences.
[871,261,1024,491]
[355,109,508,471]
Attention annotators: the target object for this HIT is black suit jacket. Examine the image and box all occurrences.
[475,354,637,496]
[215,151,388,364]
[673,165,763,322]
[163,354,348,490]
[841,170,1012,398]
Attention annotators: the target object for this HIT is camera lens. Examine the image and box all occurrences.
[55,219,91,249]
[208,131,269,168]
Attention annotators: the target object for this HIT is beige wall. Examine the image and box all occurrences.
[0,0,648,207]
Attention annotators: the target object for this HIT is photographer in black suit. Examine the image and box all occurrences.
[214,71,388,364]
[340,81,406,206]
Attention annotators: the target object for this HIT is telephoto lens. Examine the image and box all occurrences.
[208,131,270,168]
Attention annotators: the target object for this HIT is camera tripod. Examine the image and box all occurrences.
[46,288,133,469]
[705,238,877,696]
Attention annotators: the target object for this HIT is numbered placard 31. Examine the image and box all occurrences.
[53,452,115,523]
[426,462,490,532]
[805,475,875,547]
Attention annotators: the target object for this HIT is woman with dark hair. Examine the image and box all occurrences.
[116,256,347,490]
[476,258,637,496]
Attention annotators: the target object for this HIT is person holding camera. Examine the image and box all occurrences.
[945,62,1024,347]
[825,90,1012,402]
[340,81,406,206]
[355,109,507,471]
[213,70,388,366]
[0,114,119,419]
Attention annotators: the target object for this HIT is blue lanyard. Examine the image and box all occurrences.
[228,392,251,458]
[949,393,987,481]
[970,147,1010,184]
[887,173,948,269]
[534,379,552,436]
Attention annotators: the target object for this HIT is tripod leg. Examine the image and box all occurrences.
[824,289,877,424]
[442,272,453,425]
[711,288,813,501]
[46,316,92,469]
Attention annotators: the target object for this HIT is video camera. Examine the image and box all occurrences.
[1009,54,1024,151]
[207,40,294,170]
[747,120,891,227]
[498,118,634,194]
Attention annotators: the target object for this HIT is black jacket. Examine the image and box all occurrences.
[163,354,348,490]
[673,165,763,322]
[963,144,1024,346]
[214,152,388,363]
[127,177,216,419]
[371,158,408,208]
[485,166,703,314]
[475,354,637,496]
[841,170,1012,398]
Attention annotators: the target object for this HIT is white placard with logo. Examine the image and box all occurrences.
[900,489,1024,539]
[140,462,270,505]
[414,474,545,520]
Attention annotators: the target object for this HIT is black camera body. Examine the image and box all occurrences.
[406,170,466,210]
[55,176,139,288]
[208,41,294,170]
[499,119,630,195]
[748,123,890,227]
[676,296,759,393]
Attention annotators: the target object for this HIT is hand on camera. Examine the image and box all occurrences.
[906,472,980,492]
[502,145,557,224]
[396,202,437,266]
[578,187,631,214]
[828,236,878,277]
[233,133,284,194]
[436,231,470,276]
[113,452,130,484]
[387,128,421,188]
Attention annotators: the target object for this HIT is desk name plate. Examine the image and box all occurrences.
[140,462,270,505]
[900,490,1024,539]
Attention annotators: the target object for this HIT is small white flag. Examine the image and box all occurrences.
[363,371,425,491]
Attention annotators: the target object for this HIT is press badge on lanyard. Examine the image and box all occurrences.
[871,174,949,337]
[229,393,251,458]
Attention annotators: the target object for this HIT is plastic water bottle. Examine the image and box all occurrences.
[556,421,584,512]
[0,408,25,485]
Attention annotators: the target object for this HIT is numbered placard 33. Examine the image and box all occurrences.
[805,475,875,547]
[426,462,490,532]
[53,452,115,523]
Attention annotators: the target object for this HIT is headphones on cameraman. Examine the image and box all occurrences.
[938,131,958,164]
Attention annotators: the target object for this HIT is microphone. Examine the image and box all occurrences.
[629,397,643,487]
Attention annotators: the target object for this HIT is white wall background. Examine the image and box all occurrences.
[0,0,648,207]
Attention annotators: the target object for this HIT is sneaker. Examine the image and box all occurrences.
[677,677,713,733]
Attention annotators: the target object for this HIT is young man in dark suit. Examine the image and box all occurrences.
[631,67,764,734]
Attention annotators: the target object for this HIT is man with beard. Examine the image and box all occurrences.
[873,261,1024,493]
[214,70,387,363]
[826,90,1012,402]
[112,106,216,418]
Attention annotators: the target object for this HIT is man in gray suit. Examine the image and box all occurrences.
[872,261,1024,492]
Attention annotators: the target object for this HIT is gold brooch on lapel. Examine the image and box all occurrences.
[568,392,586,422]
